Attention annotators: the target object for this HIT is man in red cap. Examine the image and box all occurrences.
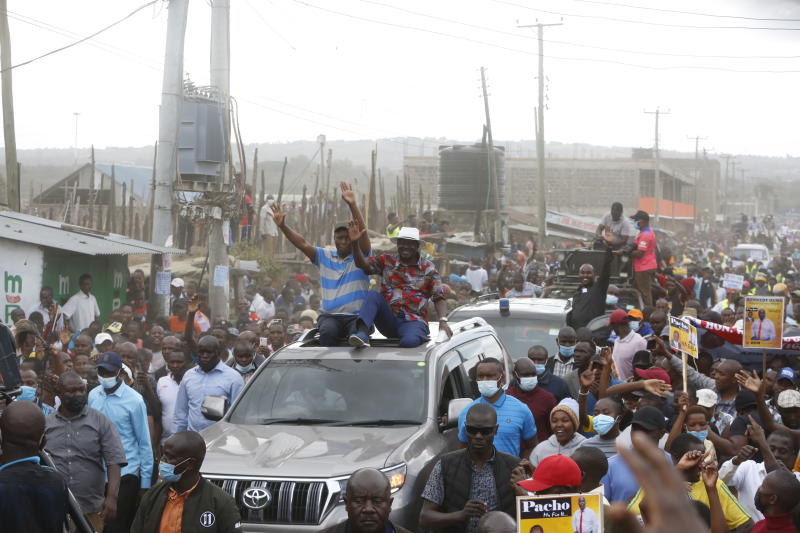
[608,309,646,380]
[513,454,582,495]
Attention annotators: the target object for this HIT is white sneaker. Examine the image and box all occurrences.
[348,334,370,348]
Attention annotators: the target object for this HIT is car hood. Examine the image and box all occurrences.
[200,421,419,478]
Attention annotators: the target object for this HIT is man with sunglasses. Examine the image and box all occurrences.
[132,431,241,532]
[421,403,521,533]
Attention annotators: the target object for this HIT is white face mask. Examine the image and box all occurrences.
[518,376,538,391]
[477,380,500,398]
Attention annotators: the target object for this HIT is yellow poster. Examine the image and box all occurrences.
[517,491,603,533]
[669,315,699,358]
[743,296,784,349]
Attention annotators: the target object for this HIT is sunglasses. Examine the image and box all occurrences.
[465,425,497,436]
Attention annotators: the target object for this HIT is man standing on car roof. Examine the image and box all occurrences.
[349,224,452,348]
[270,182,371,346]
[567,238,614,330]
[627,210,658,308]
[596,202,634,250]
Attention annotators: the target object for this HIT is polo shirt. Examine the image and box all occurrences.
[507,384,557,441]
[458,392,537,457]
[577,435,618,459]
[174,360,244,433]
[602,449,672,503]
[88,381,154,488]
[157,374,181,444]
[612,331,646,380]
[633,227,657,272]
[45,406,127,513]
[313,247,371,314]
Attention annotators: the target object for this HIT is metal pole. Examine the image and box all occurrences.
[0,0,18,210]
[536,24,546,248]
[480,66,501,244]
[151,0,189,319]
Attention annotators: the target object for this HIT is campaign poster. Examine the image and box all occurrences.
[669,315,699,358]
[743,296,784,349]
[722,273,744,291]
[517,491,603,533]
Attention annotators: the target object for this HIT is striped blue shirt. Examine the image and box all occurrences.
[458,392,537,457]
[312,247,371,314]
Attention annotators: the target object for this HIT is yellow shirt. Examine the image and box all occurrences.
[159,480,200,533]
[627,478,750,531]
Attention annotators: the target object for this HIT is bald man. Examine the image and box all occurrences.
[320,468,413,533]
[666,353,741,418]
[567,244,613,329]
[132,431,241,532]
[0,401,69,531]
[477,511,516,533]
[508,358,557,441]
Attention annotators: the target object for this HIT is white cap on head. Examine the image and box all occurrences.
[696,388,717,408]
[171,277,185,288]
[777,389,800,409]
[94,332,113,346]
[121,364,133,382]
[557,397,579,417]
[394,227,420,242]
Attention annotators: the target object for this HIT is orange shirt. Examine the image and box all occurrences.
[168,316,201,335]
[159,480,200,533]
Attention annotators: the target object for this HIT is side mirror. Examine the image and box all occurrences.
[442,398,472,430]
[201,395,226,422]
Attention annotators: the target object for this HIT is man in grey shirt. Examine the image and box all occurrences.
[596,202,633,250]
[45,371,127,532]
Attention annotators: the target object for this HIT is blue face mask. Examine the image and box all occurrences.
[593,414,617,436]
[558,344,575,358]
[534,364,546,376]
[18,386,36,402]
[159,458,191,483]
[235,363,255,374]
[687,429,708,442]
[606,294,619,306]
[477,380,500,398]
[98,375,119,389]
[629,320,640,332]
[518,376,538,392]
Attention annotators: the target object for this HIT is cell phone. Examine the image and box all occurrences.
[259,337,269,347]
[646,335,657,350]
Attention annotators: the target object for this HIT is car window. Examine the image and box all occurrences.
[437,352,464,418]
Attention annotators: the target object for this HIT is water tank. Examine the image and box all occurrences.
[438,144,505,211]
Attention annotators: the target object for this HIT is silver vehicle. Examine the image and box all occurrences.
[199,317,512,532]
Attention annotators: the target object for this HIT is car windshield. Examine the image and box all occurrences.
[228,358,428,425]
[733,248,767,260]
[448,313,559,359]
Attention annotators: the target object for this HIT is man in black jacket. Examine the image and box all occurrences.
[420,403,521,533]
[131,431,241,532]
[567,247,613,329]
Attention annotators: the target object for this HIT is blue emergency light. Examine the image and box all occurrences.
[499,298,510,316]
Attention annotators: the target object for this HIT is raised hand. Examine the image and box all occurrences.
[579,368,595,390]
[187,295,200,314]
[347,220,365,243]
[642,379,672,397]
[700,462,719,491]
[269,202,286,227]
[676,449,704,472]
[735,369,763,395]
[676,391,690,409]
[732,444,757,465]
[340,182,357,205]
[745,414,767,445]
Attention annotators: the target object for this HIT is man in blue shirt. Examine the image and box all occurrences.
[271,182,371,345]
[174,335,244,433]
[88,351,153,533]
[457,358,537,459]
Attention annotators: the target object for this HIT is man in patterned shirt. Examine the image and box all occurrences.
[350,225,452,348]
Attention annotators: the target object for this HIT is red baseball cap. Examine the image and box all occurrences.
[608,308,629,326]
[517,454,582,492]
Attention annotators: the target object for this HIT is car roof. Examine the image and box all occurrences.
[449,297,569,319]
[733,244,769,250]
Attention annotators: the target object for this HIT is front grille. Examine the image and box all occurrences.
[208,477,334,525]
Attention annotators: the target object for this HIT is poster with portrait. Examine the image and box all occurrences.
[669,315,699,358]
[742,296,784,349]
[517,491,603,533]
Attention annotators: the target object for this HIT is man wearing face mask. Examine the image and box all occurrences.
[608,309,646,380]
[547,327,579,381]
[131,431,242,532]
[88,351,153,533]
[567,247,613,330]
[45,371,126,532]
[508,358,557,441]
[527,345,571,403]
[577,398,623,459]
[458,358,538,459]
[750,469,800,533]
[227,340,264,384]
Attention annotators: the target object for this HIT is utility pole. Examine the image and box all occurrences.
[644,108,669,226]
[151,0,190,319]
[0,0,18,211]
[480,66,501,244]
[73,112,80,165]
[317,134,326,198]
[688,135,707,227]
[209,0,231,321]
[721,154,730,221]
[518,20,562,248]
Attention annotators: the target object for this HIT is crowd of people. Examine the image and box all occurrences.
[1,186,800,533]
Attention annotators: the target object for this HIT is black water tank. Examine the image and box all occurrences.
[438,144,505,211]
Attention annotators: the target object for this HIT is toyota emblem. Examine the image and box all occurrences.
[242,487,272,510]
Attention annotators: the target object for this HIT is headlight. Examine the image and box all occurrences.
[335,463,407,503]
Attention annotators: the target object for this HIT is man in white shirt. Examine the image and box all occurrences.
[464,259,488,295]
[506,273,541,298]
[61,273,101,332]
[259,195,280,257]
[27,286,64,333]
[750,308,776,341]
[571,496,599,533]
[156,345,193,445]
[246,285,275,321]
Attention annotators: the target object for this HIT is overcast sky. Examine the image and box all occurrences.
[8,0,800,157]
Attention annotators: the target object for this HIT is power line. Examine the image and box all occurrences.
[289,0,800,73]
[243,0,297,51]
[1,1,157,73]
[492,0,800,31]
[568,0,800,23]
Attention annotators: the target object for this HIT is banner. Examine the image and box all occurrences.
[669,315,699,358]
[742,296,784,349]
[683,317,800,367]
[517,491,603,533]
[722,273,744,291]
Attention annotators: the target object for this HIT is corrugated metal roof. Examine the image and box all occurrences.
[0,211,185,256]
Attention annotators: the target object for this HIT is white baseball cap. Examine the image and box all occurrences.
[696,388,718,408]
[777,389,800,409]
[94,333,114,346]
[171,277,185,288]
[394,227,420,242]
